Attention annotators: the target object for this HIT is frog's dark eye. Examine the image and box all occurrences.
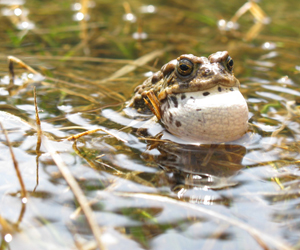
[177,59,194,76]
[226,56,234,71]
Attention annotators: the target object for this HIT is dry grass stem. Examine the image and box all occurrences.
[271,176,285,190]
[34,87,42,153]
[32,55,132,64]
[33,157,39,193]
[97,46,173,83]
[46,74,127,103]
[53,86,99,104]
[201,145,218,167]
[230,1,267,24]
[123,2,132,14]
[6,54,136,106]
[67,128,128,143]
[33,87,42,192]
[8,56,41,76]
[16,202,26,226]
[44,76,94,90]
[71,197,99,220]
[144,90,161,120]
[0,215,15,236]
[251,233,272,250]
[34,22,105,35]
[95,160,123,173]
[122,172,155,187]
[7,56,99,104]
[248,1,268,22]
[271,101,298,138]
[72,141,99,170]
[80,0,90,55]
[42,136,106,250]
[245,21,264,41]
[137,137,169,143]
[228,1,268,41]
[0,122,27,199]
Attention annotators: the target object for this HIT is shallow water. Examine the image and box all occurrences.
[0,0,300,249]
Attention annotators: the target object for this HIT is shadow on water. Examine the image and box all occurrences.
[143,142,246,191]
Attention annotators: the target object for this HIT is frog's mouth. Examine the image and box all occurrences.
[163,85,238,110]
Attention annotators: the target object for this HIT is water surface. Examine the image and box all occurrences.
[0,0,300,249]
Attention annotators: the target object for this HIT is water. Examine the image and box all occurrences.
[0,0,300,249]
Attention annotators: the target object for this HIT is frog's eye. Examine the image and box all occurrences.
[177,59,194,76]
[226,56,234,71]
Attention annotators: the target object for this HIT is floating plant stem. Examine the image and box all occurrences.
[67,128,127,142]
[42,136,106,250]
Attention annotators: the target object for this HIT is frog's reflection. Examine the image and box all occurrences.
[142,141,246,191]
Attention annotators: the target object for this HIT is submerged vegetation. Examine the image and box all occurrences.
[0,0,300,249]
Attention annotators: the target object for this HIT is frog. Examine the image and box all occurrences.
[127,51,249,143]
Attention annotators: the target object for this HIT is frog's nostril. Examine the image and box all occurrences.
[203,68,211,76]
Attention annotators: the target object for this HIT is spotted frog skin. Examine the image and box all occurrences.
[128,51,249,143]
